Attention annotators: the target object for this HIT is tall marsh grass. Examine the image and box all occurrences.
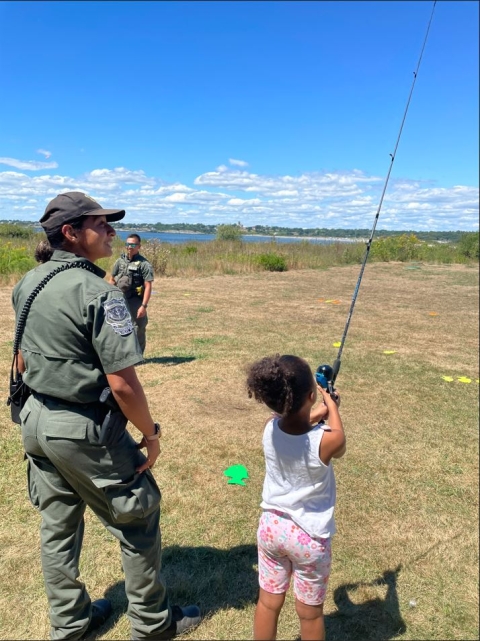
[0,230,478,282]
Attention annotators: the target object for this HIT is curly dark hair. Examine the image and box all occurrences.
[34,239,54,263]
[246,354,315,416]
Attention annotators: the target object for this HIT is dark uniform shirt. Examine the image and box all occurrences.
[12,250,143,404]
[111,253,154,298]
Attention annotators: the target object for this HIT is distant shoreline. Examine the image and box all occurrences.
[21,224,469,243]
[119,229,363,242]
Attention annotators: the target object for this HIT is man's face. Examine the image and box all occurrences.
[125,237,141,259]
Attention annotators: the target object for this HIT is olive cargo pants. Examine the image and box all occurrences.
[20,394,170,640]
[126,296,148,355]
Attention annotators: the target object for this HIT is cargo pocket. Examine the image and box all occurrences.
[102,470,161,524]
[19,405,31,425]
[25,456,40,510]
[43,417,89,440]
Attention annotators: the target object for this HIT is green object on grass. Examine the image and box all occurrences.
[224,464,249,486]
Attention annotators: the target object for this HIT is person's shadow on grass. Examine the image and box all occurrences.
[92,543,258,638]
[91,552,405,640]
[324,565,406,641]
[140,356,196,366]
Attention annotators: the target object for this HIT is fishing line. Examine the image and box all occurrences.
[316,1,437,395]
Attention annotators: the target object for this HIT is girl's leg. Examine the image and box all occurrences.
[254,588,286,640]
[295,599,325,641]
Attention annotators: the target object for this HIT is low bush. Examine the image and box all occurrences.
[371,234,426,262]
[0,244,36,275]
[256,253,288,272]
[457,231,479,260]
[216,224,243,241]
[142,239,170,275]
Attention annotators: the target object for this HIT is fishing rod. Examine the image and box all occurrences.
[316,1,437,398]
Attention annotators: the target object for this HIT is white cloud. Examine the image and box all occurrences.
[229,158,249,168]
[36,149,52,159]
[165,193,187,203]
[227,198,262,206]
[0,157,59,171]
[0,163,477,231]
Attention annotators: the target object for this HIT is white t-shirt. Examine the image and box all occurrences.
[260,417,336,538]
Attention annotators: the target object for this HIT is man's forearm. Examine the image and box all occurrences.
[142,281,152,307]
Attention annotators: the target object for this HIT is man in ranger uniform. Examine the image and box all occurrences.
[110,234,153,354]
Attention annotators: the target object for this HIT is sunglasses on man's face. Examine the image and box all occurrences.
[125,242,139,248]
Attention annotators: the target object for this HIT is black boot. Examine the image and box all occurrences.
[84,598,112,636]
[132,605,202,640]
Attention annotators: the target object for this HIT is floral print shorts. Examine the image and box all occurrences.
[257,509,332,605]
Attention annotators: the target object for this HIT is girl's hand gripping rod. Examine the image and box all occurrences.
[316,361,340,400]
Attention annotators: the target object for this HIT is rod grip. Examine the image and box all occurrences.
[332,359,341,383]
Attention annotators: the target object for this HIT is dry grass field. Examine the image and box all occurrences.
[0,262,478,640]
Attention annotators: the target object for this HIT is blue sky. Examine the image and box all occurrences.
[0,0,478,230]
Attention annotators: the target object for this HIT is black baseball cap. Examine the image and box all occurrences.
[40,191,125,231]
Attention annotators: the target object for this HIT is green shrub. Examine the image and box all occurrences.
[256,253,288,272]
[142,239,170,275]
[183,245,198,254]
[0,244,36,274]
[0,223,35,239]
[370,234,426,262]
[457,232,479,259]
[216,224,243,241]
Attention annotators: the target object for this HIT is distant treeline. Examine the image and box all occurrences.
[103,222,471,242]
[0,219,472,243]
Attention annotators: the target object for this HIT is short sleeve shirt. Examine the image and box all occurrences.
[12,250,143,404]
[111,253,154,286]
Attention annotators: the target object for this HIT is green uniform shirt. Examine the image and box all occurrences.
[12,250,143,404]
[111,253,154,298]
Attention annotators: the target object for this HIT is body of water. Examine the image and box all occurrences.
[117,231,359,245]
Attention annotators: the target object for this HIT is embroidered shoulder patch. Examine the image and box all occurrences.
[103,298,134,336]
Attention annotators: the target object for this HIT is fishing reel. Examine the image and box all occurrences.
[315,361,340,401]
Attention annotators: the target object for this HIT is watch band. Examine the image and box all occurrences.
[145,422,161,441]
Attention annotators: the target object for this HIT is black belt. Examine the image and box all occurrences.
[33,391,99,408]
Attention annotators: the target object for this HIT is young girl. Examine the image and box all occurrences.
[246,354,346,641]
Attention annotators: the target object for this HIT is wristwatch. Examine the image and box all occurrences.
[145,422,161,441]
[141,303,148,309]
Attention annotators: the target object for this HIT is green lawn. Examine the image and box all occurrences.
[0,262,478,640]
